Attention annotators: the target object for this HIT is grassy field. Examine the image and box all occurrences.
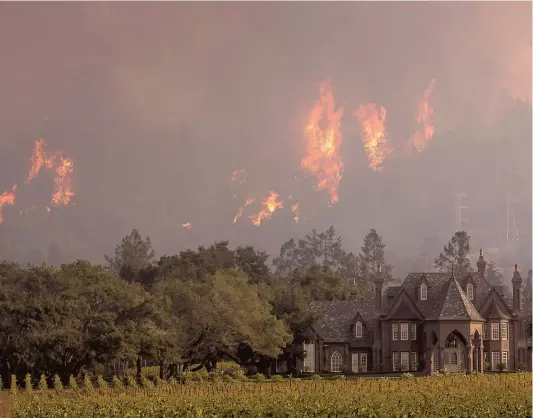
[8,372,532,418]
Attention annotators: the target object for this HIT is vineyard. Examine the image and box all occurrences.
[7,372,532,417]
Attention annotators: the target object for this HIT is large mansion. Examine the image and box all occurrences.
[295,250,532,374]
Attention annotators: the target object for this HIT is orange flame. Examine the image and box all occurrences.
[409,79,436,152]
[301,80,344,206]
[182,222,192,229]
[291,202,300,223]
[250,190,283,226]
[353,104,392,172]
[27,139,56,183]
[51,157,75,206]
[233,197,256,224]
[0,184,17,223]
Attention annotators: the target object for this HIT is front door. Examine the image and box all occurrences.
[443,334,464,372]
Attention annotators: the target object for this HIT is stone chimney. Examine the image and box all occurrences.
[476,249,486,274]
[374,264,385,310]
[512,264,523,312]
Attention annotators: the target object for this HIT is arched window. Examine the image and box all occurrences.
[331,351,343,373]
[355,321,363,338]
[466,283,474,300]
[445,335,458,348]
[420,283,427,301]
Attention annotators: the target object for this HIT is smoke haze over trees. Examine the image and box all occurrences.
[0,2,530,278]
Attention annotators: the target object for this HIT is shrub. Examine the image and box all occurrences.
[141,376,154,389]
[24,374,33,394]
[401,372,414,379]
[97,376,109,393]
[270,375,283,382]
[68,375,79,392]
[310,374,322,380]
[518,362,526,371]
[53,375,63,392]
[83,375,94,394]
[112,375,124,390]
[248,373,266,382]
[332,375,345,380]
[126,375,138,389]
[38,375,47,391]
[497,362,507,372]
[9,375,17,396]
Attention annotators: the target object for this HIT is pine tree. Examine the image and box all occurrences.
[434,231,471,275]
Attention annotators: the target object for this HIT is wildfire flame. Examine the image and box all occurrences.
[182,222,192,229]
[301,80,344,206]
[27,139,56,183]
[291,202,300,223]
[0,185,17,223]
[409,79,436,152]
[51,157,75,206]
[250,190,283,226]
[233,197,256,224]
[353,104,392,172]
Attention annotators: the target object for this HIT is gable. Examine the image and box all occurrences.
[478,289,514,320]
[384,289,424,320]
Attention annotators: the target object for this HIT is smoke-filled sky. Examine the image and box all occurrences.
[0,2,531,271]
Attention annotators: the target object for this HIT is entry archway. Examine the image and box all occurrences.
[442,332,466,372]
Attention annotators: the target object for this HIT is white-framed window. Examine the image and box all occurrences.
[410,352,417,371]
[331,351,343,373]
[501,322,508,341]
[410,323,417,341]
[501,351,508,369]
[400,352,409,371]
[466,283,474,300]
[420,283,427,300]
[360,353,367,372]
[400,323,409,340]
[392,323,398,341]
[355,321,363,338]
[492,322,500,340]
[392,352,399,371]
[351,353,359,373]
[483,323,489,340]
[303,342,315,373]
[491,351,500,370]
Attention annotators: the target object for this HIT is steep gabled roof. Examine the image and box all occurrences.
[478,289,514,320]
[399,272,485,321]
[309,299,379,342]
[384,288,424,320]
[426,276,484,321]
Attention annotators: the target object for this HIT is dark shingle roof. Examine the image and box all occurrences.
[309,299,379,342]
[428,277,484,321]
[400,272,489,320]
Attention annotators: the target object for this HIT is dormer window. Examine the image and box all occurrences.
[420,283,427,301]
[467,283,474,300]
[355,321,362,338]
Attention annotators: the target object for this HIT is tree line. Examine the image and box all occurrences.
[0,226,524,386]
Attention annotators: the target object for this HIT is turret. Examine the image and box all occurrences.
[374,264,385,310]
[476,249,486,274]
[512,264,523,312]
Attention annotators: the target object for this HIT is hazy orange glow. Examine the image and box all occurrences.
[250,190,283,226]
[409,79,437,152]
[182,221,192,229]
[231,168,246,182]
[353,103,392,172]
[0,185,17,223]
[301,80,344,206]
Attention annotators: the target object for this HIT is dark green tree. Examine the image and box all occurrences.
[105,229,155,281]
[434,231,472,275]
[357,229,392,276]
